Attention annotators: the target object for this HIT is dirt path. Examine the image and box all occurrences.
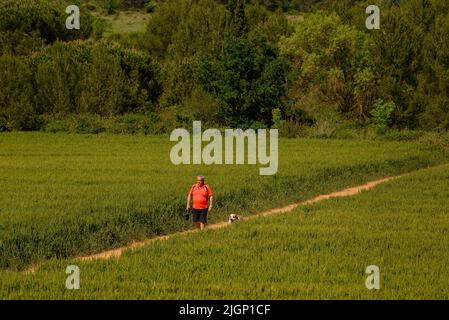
[77,175,399,262]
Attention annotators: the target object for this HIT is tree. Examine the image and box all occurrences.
[0,55,35,130]
[226,0,249,37]
[197,33,289,126]
[0,0,93,46]
[144,0,226,60]
[279,12,373,121]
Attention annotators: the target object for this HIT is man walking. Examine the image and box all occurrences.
[187,175,213,230]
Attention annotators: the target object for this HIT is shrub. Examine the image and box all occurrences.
[84,3,97,11]
[271,108,284,129]
[41,113,161,134]
[370,99,396,133]
[120,0,149,9]
[92,16,108,39]
[105,0,120,14]
[144,0,227,59]
[197,34,290,127]
[145,1,156,13]
[0,30,45,55]
[0,0,93,44]
[180,88,221,126]
[279,12,371,120]
[279,121,304,138]
[0,54,36,130]
[0,40,162,132]
[32,41,162,118]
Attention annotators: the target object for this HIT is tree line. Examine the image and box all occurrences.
[0,0,448,133]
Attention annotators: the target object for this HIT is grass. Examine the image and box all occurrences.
[51,0,151,36]
[0,132,448,271]
[1,161,448,299]
[97,10,151,36]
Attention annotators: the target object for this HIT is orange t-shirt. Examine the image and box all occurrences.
[189,184,213,209]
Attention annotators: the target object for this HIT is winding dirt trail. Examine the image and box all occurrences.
[77,175,399,262]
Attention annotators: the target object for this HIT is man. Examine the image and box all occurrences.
[186,175,213,230]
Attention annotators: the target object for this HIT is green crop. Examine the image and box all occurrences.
[0,132,447,270]
[1,162,449,299]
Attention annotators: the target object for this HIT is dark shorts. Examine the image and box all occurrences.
[192,208,208,223]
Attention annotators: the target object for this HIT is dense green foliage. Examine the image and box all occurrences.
[0,0,93,55]
[0,41,162,131]
[279,12,373,122]
[1,163,449,298]
[197,34,290,126]
[1,0,449,132]
[0,133,447,270]
[217,0,324,12]
[321,0,449,130]
[142,0,291,127]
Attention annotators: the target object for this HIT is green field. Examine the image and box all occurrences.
[1,156,448,299]
[2,0,449,301]
[0,132,448,272]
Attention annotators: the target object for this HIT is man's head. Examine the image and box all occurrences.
[196,175,205,186]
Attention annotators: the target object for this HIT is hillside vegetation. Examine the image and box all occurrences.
[1,0,449,135]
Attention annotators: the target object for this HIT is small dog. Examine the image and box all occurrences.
[228,214,244,224]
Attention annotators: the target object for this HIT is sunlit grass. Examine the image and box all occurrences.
[96,10,150,36]
[1,161,448,299]
[0,132,447,270]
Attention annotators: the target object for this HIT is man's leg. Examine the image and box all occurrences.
[193,210,200,229]
[199,209,207,230]
[199,222,205,230]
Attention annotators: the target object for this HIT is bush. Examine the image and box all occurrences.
[145,1,156,13]
[120,0,149,9]
[418,131,449,151]
[92,16,108,39]
[0,54,36,130]
[271,108,284,129]
[197,34,290,127]
[159,57,199,108]
[0,30,45,55]
[279,121,304,138]
[1,41,162,132]
[74,115,106,134]
[84,3,97,11]
[0,0,93,44]
[144,0,227,59]
[180,88,221,126]
[108,113,160,134]
[33,41,162,116]
[106,32,148,50]
[383,129,424,142]
[0,116,7,132]
[370,99,396,133]
[279,11,372,121]
[105,0,120,14]
[41,113,163,135]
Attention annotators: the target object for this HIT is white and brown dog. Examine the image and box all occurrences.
[228,214,244,224]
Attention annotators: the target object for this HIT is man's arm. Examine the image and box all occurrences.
[187,185,194,210]
[187,194,191,210]
[208,196,213,213]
